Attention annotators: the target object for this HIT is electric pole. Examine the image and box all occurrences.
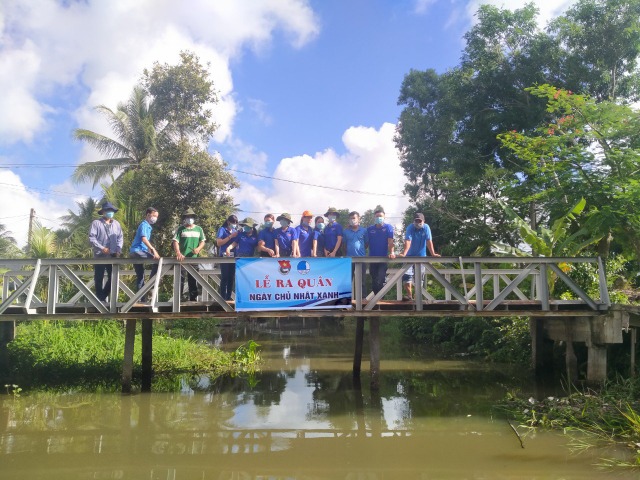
[27,208,35,251]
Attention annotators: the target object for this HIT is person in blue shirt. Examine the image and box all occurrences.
[323,207,343,257]
[313,216,325,257]
[231,217,259,257]
[129,207,160,296]
[216,214,238,301]
[399,212,440,301]
[343,211,368,297]
[257,213,277,257]
[367,206,395,295]
[275,213,299,257]
[295,210,315,257]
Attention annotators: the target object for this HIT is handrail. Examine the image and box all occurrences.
[0,256,609,314]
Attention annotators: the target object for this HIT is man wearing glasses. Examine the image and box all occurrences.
[399,213,440,301]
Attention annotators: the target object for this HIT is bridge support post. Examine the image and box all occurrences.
[631,328,637,377]
[0,321,15,377]
[564,318,578,383]
[353,317,364,379]
[530,317,545,373]
[587,344,607,383]
[122,319,136,394]
[141,318,153,392]
[369,317,380,390]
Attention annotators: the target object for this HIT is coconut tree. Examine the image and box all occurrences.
[72,87,158,187]
[0,223,20,258]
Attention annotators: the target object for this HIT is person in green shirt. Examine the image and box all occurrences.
[172,208,206,301]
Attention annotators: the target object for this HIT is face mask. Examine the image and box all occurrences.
[185,217,195,225]
[316,223,325,231]
[243,226,252,233]
[279,220,290,228]
[328,215,336,223]
[302,220,310,227]
[231,224,238,230]
[375,216,384,225]
[264,221,273,229]
[148,216,157,225]
[414,222,424,229]
[105,211,115,219]
[349,219,358,226]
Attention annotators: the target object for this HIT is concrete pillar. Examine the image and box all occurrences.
[564,318,577,383]
[369,318,380,390]
[0,321,15,378]
[587,344,607,383]
[122,319,136,394]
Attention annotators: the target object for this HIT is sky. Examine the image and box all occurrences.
[0,0,578,246]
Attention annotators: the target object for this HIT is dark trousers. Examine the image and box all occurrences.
[219,262,235,301]
[182,271,199,301]
[131,251,159,293]
[94,263,112,301]
[369,263,388,295]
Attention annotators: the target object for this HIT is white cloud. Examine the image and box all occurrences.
[0,0,319,145]
[225,137,269,175]
[232,122,410,223]
[0,170,77,247]
[414,0,437,15]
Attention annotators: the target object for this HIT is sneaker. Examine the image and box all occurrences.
[402,295,413,301]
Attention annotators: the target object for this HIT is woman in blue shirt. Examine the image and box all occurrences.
[231,218,259,257]
[216,214,238,301]
[295,210,314,257]
[313,216,325,257]
[275,213,299,257]
[258,213,277,257]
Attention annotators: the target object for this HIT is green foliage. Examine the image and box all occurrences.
[5,321,261,389]
[400,315,530,364]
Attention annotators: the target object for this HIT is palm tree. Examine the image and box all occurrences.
[26,221,59,258]
[72,87,158,187]
[60,198,99,236]
[0,223,20,258]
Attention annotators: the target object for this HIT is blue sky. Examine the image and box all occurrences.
[0,0,576,245]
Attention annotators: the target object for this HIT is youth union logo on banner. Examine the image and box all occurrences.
[297,260,310,275]
[235,257,352,311]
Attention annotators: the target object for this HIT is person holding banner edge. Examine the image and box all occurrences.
[231,217,259,257]
[275,213,299,257]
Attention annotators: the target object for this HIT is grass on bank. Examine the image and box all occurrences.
[500,377,640,468]
[4,320,261,390]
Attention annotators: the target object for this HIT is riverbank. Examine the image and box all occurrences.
[2,320,260,391]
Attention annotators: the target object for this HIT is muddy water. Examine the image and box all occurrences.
[0,318,636,479]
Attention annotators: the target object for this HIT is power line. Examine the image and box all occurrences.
[1,163,408,199]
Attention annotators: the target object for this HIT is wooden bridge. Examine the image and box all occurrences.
[0,256,637,386]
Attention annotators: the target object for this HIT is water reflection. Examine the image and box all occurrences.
[0,318,636,479]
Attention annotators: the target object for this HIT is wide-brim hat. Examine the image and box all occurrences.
[324,207,340,217]
[181,207,197,217]
[98,201,119,215]
[239,217,258,227]
[276,213,292,222]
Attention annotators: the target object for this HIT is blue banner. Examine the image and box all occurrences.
[235,258,352,311]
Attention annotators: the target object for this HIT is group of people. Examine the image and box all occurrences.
[88,202,440,304]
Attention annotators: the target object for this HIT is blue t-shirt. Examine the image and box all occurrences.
[367,223,394,256]
[295,224,314,257]
[314,229,325,257]
[235,231,258,257]
[405,223,432,257]
[130,219,152,253]
[258,227,277,250]
[276,226,298,255]
[323,221,343,253]
[343,226,368,257]
[217,226,237,257]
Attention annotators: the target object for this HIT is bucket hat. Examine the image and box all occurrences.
[276,213,292,222]
[98,201,119,215]
[181,207,197,217]
[239,217,258,227]
[324,207,340,217]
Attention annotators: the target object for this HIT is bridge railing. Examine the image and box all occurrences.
[0,256,609,315]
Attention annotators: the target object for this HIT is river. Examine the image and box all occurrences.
[0,317,636,479]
